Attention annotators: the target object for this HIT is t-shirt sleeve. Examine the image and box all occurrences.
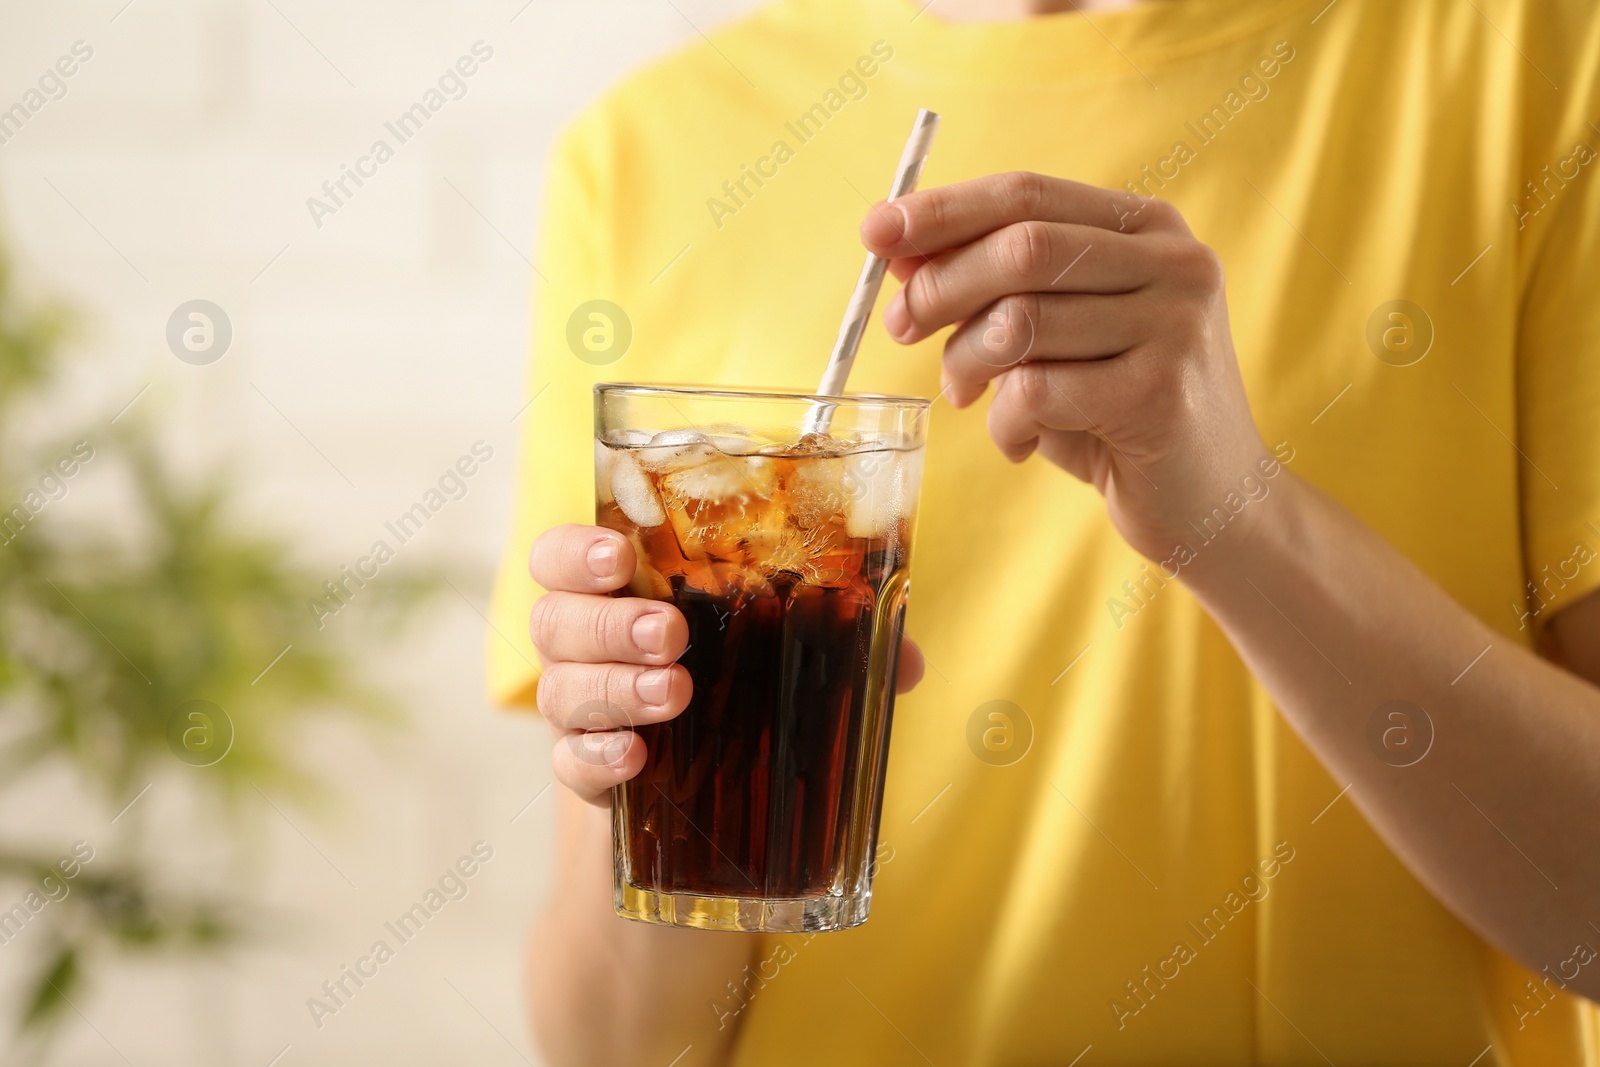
[1515,4,1600,624]
[487,117,615,708]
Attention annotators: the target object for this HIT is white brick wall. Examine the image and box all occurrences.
[0,2,760,1063]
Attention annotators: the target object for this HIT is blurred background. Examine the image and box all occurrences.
[0,2,756,1063]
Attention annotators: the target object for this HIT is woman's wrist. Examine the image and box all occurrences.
[1176,466,1314,604]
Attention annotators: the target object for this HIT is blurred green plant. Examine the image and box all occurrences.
[0,249,440,1048]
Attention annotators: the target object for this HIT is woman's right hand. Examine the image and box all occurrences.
[528,523,693,805]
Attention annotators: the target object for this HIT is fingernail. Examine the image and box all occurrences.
[862,202,905,248]
[635,667,672,706]
[884,292,911,341]
[632,613,667,655]
[587,538,620,578]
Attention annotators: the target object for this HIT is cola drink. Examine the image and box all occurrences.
[594,385,928,933]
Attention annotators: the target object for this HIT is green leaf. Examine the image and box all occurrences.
[20,945,79,1031]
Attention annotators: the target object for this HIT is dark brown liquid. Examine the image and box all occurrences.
[598,441,912,899]
[626,568,900,897]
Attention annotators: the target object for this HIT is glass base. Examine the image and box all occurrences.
[614,880,872,933]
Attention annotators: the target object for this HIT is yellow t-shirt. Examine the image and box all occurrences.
[490,0,1600,1061]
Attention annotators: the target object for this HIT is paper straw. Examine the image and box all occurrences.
[805,108,940,435]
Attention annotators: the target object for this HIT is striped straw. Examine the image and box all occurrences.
[805,108,940,436]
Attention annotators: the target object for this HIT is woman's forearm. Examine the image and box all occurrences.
[528,791,755,1067]
[1183,472,1600,997]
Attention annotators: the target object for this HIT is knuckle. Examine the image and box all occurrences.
[1010,361,1055,414]
[979,293,1040,364]
[531,523,608,589]
[1004,291,1042,334]
[1173,357,1209,420]
[587,599,627,654]
[1139,331,1183,372]
[534,667,562,717]
[1143,196,1183,228]
[528,594,560,652]
[547,739,570,781]
[1175,240,1225,291]
[527,528,558,583]
[540,664,609,729]
[905,262,945,325]
[551,740,590,791]
[999,220,1054,279]
[1131,345,1187,418]
[594,663,632,718]
[549,528,588,584]
[1184,300,1216,345]
[920,186,951,234]
[1157,295,1209,347]
[1002,170,1047,217]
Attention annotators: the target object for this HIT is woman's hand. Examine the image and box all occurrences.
[529,524,694,805]
[861,171,1271,567]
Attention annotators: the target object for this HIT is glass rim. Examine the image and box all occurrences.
[595,382,932,410]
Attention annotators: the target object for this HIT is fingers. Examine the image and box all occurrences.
[938,292,1149,403]
[985,358,1137,463]
[550,729,647,805]
[884,223,1153,345]
[887,256,926,283]
[860,171,1184,261]
[536,661,692,730]
[1035,429,1110,488]
[529,524,635,594]
[530,592,688,666]
[896,637,924,693]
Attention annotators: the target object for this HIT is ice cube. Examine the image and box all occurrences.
[624,532,672,600]
[844,449,901,538]
[649,429,709,447]
[664,497,710,560]
[610,451,666,528]
[638,430,715,472]
[640,443,715,472]
[595,440,616,504]
[660,456,781,563]
[739,455,779,497]
[661,454,777,505]
[899,446,925,501]
[605,428,653,448]
[789,457,847,526]
[662,461,746,504]
[708,434,761,455]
